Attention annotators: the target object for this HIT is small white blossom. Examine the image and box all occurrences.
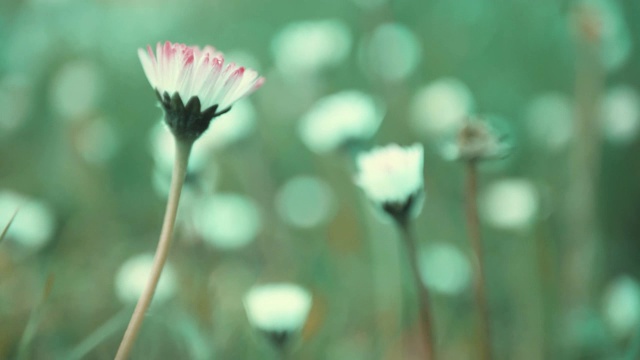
[243,283,312,334]
[355,143,424,219]
[275,176,336,229]
[418,243,471,295]
[271,20,351,75]
[410,78,474,137]
[603,275,640,339]
[193,193,262,250]
[600,85,640,144]
[525,93,574,151]
[299,91,383,154]
[362,23,422,82]
[480,179,539,230]
[0,190,54,250]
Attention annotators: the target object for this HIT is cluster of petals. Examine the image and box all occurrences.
[138,41,264,111]
[299,91,383,153]
[356,143,424,206]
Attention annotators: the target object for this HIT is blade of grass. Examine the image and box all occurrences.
[15,273,55,360]
[67,309,131,360]
[0,207,19,245]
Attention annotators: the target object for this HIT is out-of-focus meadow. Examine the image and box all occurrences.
[1,0,640,359]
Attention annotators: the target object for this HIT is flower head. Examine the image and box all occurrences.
[243,283,312,349]
[299,91,384,154]
[138,41,264,141]
[355,143,425,221]
[449,118,511,162]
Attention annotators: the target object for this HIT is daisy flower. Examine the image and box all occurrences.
[355,143,425,221]
[138,41,264,141]
[244,283,312,349]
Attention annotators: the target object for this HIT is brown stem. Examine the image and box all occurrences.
[115,137,193,360]
[398,221,436,360]
[562,32,603,322]
[464,161,492,360]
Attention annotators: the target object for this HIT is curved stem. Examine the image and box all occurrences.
[398,221,435,360]
[464,161,492,360]
[115,137,193,360]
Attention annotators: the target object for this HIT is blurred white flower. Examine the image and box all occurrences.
[271,19,351,75]
[418,243,471,295]
[480,179,538,230]
[114,253,177,304]
[244,283,312,335]
[0,191,54,250]
[50,60,102,120]
[202,100,256,150]
[355,143,424,220]
[525,93,574,151]
[361,23,421,82]
[299,91,384,153]
[603,275,640,339]
[410,78,475,137]
[573,0,631,72]
[600,86,640,144]
[275,176,336,229]
[193,194,261,250]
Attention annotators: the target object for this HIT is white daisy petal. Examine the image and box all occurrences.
[138,42,264,111]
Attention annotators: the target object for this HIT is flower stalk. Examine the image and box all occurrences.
[115,138,193,360]
[464,160,492,360]
[397,219,435,360]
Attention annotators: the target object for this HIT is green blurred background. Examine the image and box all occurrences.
[1,0,640,359]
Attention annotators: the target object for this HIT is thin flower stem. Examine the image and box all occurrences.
[115,138,193,360]
[398,221,435,360]
[464,160,492,360]
[347,145,404,359]
[16,274,55,360]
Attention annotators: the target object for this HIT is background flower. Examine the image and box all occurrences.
[243,283,312,339]
[355,144,424,217]
[299,91,384,154]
